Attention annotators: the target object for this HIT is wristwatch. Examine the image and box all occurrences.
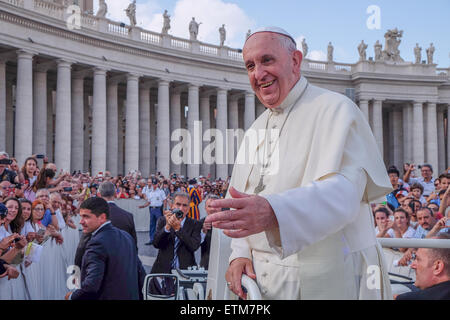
[50,211,56,216]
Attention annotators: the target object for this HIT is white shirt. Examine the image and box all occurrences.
[55,209,66,230]
[143,187,166,207]
[20,221,35,236]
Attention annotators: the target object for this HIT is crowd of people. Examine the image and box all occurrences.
[0,151,227,299]
[373,163,450,266]
[2,148,450,299]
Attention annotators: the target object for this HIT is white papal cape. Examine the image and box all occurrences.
[228,76,393,300]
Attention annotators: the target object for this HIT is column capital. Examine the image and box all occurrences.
[127,73,140,82]
[158,78,171,86]
[245,91,255,98]
[16,49,37,59]
[56,59,73,69]
[188,83,201,90]
[93,67,108,76]
[413,101,425,105]
[217,88,228,95]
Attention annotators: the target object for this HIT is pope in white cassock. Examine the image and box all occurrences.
[205,27,394,300]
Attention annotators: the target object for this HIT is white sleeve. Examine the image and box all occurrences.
[263,170,366,259]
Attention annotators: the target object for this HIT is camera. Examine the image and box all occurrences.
[171,209,184,219]
[0,159,13,165]
[36,154,45,159]
[63,187,73,192]
[13,237,21,243]
[14,183,23,189]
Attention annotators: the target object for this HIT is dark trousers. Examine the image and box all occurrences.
[149,206,162,242]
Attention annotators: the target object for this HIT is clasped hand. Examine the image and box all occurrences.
[164,210,181,232]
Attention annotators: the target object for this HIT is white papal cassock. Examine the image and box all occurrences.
[228,76,393,299]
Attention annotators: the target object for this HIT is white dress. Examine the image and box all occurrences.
[0,225,13,300]
[21,222,44,300]
[0,225,30,300]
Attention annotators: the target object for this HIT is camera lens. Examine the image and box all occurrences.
[172,209,184,219]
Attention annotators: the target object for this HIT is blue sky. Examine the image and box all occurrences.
[97,0,450,67]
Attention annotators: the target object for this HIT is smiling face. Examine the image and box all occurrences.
[5,199,19,222]
[32,203,45,221]
[243,32,302,109]
[21,202,32,221]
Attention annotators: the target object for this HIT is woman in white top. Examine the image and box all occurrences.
[0,198,30,299]
[392,208,416,252]
[374,207,395,238]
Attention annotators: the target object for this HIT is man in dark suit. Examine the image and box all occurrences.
[151,191,202,274]
[396,232,450,300]
[75,181,138,267]
[200,194,221,270]
[66,197,140,300]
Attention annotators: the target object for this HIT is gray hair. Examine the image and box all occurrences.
[0,151,9,158]
[205,194,220,202]
[99,181,116,198]
[172,191,190,202]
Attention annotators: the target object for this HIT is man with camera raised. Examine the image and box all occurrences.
[0,152,19,184]
[150,191,202,274]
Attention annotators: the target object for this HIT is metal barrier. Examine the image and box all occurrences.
[378,238,450,249]
[224,275,262,300]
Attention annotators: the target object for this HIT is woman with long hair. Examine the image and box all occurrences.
[21,157,38,186]
[0,197,30,300]
[24,168,56,203]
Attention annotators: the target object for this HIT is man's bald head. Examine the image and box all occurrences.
[243,31,302,109]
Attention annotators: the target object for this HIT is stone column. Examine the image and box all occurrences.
[0,60,5,152]
[372,100,384,158]
[5,80,13,156]
[32,68,48,157]
[83,92,90,172]
[200,93,211,177]
[139,84,151,178]
[359,99,369,123]
[91,68,107,175]
[216,88,228,179]
[150,94,157,174]
[70,73,85,172]
[392,108,403,169]
[402,103,413,163]
[125,74,140,174]
[118,98,125,175]
[106,80,119,176]
[187,84,200,179]
[157,79,171,177]
[425,103,438,177]
[437,107,446,174]
[170,89,182,174]
[244,92,255,131]
[228,97,239,175]
[15,50,34,165]
[46,87,54,162]
[55,60,72,172]
[413,101,425,166]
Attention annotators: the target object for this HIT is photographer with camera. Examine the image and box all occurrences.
[150,191,202,274]
[0,152,20,185]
